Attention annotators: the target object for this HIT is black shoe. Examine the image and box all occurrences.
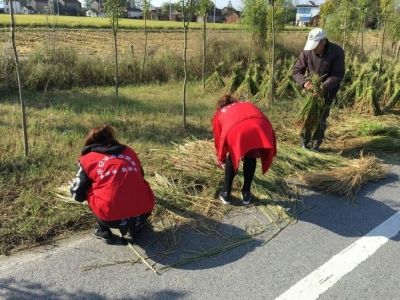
[219,191,231,205]
[119,226,128,237]
[92,227,113,241]
[242,191,252,205]
[311,140,322,151]
[300,139,311,149]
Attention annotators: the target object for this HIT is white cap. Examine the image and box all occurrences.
[304,28,327,51]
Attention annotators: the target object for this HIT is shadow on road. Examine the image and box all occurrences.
[131,210,265,271]
[0,277,187,299]
[289,167,400,239]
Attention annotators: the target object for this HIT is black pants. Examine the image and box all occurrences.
[301,91,335,144]
[223,155,257,194]
[96,213,151,236]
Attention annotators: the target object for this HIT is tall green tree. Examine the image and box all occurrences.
[242,0,268,48]
[378,0,395,79]
[9,0,28,156]
[105,0,124,101]
[387,1,400,61]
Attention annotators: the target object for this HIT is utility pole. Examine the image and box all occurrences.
[169,0,172,20]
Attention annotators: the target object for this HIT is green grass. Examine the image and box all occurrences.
[0,14,243,30]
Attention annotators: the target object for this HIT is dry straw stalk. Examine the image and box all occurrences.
[300,154,389,200]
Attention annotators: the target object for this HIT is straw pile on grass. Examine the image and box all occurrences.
[205,70,225,91]
[299,154,389,200]
[54,139,346,250]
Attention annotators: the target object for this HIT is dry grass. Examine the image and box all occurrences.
[299,154,389,200]
[0,29,250,59]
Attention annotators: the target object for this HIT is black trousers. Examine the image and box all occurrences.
[223,154,257,194]
[96,213,151,236]
[301,90,335,143]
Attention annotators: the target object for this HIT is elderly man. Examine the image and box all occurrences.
[293,28,345,151]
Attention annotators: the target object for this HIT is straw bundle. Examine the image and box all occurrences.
[225,64,244,95]
[205,70,225,91]
[296,74,326,134]
[170,139,221,175]
[299,154,389,200]
[235,65,259,100]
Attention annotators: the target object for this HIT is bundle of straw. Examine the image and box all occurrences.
[299,154,389,200]
[225,64,244,95]
[170,139,220,175]
[205,70,225,91]
[235,65,259,100]
[296,74,326,134]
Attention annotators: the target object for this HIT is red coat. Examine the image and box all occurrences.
[80,147,155,221]
[212,102,276,174]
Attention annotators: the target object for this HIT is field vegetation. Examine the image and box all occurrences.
[0,14,243,30]
[1,0,399,258]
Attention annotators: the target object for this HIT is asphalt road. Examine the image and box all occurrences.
[1,165,399,300]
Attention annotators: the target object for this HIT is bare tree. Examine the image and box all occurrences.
[141,0,150,81]
[182,0,194,128]
[9,0,28,156]
[270,0,275,103]
[198,0,210,90]
[105,0,124,101]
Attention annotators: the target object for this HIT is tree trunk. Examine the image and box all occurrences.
[182,4,188,129]
[377,20,386,80]
[113,24,119,101]
[375,18,380,52]
[350,18,361,59]
[202,11,207,90]
[360,16,364,56]
[248,33,254,67]
[342,18,347,51]
[270,0,275,103]
[142,4,148,82]
[10,0,28,156]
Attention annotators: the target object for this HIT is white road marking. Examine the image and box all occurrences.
[276,211,400,300]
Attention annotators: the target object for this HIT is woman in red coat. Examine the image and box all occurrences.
[212,95,277,205]
[70,125,155,242]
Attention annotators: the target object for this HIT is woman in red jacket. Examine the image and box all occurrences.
[212,95,276,205]
[70,125,155,242]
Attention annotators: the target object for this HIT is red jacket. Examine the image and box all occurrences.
[212,102,276,174]
[78,146,155,221]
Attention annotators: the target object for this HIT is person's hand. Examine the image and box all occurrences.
[304,81,313,91]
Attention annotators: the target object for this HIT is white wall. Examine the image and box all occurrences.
[1,1,22,13]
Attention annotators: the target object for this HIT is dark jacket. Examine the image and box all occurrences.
[293,41,345,99]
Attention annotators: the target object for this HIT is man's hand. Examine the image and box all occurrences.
[304,81,313,91]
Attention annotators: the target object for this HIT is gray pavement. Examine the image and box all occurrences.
[1,165,399,300]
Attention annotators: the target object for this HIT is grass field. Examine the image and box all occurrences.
[0,26,389,61]
[0,14,243,30]
[1,81,399,255]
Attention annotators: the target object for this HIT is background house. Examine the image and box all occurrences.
[22,5,35,13]
[1,0,22,13]
[295,0,321,26]
[86,0,104,17]
[28,0,50,14]
[54,0,82,15]
[126,7,142,18]
[225,10,239,23]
